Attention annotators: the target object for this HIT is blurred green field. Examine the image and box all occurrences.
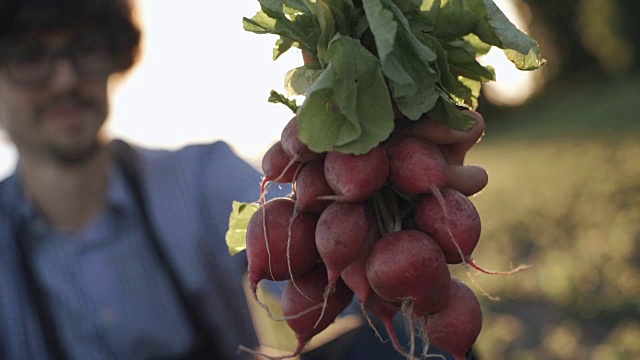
[461,72,640,359]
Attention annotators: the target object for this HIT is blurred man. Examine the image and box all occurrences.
[0,0,487,359]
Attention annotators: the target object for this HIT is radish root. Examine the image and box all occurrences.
[360,302,386,343]
[431,183,532,295]
[286,210,314,302]
[400,299,418,360]
[313,282,336,329]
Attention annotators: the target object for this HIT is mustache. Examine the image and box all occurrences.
[36,92,100,118]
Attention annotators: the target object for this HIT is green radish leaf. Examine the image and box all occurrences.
[226,201,260,255]
[474,0,545,70]
[242,0,545,152]
[443,40,495,82]
[315,0,337,65]
[419,0,544,70]
[242,12,277,34]
[258,0,313,17]
[458,76,482,109]
[463,33,492,55]
[284,0,314,13]
[427,94,476,131]
[420,0,483,40]
[392,0,424,15]
[243,8,319,57]
[363,0,440,121]
[273,37,295,61]
[268,90,298,113]
[284,66,324,96]
[485,5,545,69]
[413,31,474,108]
[323,0,359,37]
[297,35,394,154]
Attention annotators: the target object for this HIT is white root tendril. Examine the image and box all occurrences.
[431,184,531,301]
[400,299,417,360]
[287,211,314,303]
[360,301,385,342]
[313,282,336,329]
[430,185,466,268]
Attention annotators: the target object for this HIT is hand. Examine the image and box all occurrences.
[394,110,488,196]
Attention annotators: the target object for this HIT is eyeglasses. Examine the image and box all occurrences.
[0,32,114,87]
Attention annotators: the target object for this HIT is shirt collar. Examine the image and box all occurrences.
[108,159,138,216]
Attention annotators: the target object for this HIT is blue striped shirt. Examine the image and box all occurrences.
[0,141,267,359]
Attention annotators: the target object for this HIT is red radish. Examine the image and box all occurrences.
[302,50,314,65]
[323,144,389,202]
[365,293,413,359]
[365,230,451,316]
[385,134,447,195]
[414,188,480,264]
[281,117,324,163]
[340,254,370,305]
[245,198,320,300]
[314,201,369,325]
[293,160,334,214]
[424,279,482,360]
[238,266,353,360]
[262,141,302,184]
[342,248,411,359]
[316,202,370,286]
[340,215,380,305]
[260,141,303,204]
[414,188,530,276]
[279,266,354,359]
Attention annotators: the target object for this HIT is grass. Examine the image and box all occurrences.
[458,72,640,359]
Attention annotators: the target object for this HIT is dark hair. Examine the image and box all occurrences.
[0,0,142,72]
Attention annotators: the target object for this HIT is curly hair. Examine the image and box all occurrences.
[0,0,142,73]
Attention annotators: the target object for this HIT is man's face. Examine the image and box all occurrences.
[0,27,113,164]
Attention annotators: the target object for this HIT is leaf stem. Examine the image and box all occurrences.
[371,186,402,236]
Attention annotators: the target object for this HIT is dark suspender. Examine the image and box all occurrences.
[15,221,68,360]
[14,141,221,359]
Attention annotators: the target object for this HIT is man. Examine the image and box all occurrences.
[0,0,488,359]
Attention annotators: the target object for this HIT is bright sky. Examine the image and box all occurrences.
[0,0,535,180]
[106,0,300,166]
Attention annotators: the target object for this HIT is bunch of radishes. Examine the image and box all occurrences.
[235,0,543,357]
[243,115,511,360]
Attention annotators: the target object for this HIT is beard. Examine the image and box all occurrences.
[47,137,104,165]
[35,91,109,165]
